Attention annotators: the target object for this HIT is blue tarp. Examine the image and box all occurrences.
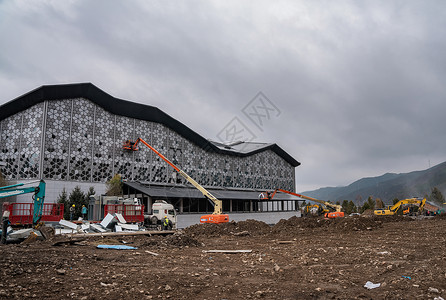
[97,245,137,250]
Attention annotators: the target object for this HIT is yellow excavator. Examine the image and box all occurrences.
[123,138,229,224]
[374,198,426,216]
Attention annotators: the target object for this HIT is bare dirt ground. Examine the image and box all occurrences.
[0,215,445,300]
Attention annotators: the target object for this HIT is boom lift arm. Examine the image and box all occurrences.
[123,139,228,223]
[265,188,343,213]
[0,180,46,225]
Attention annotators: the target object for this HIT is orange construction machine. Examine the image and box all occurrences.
[123,138,229,224]
[261,188,344,218]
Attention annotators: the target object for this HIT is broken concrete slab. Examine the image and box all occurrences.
[90,223,107,233]
[115,225,122,232]
[9,228,42,240]
[117,223,139,231]
[80,223,90,232]
[100,213,116,228]
[115,213,126,224]
[59,219,79,230]
[55,228,78,235]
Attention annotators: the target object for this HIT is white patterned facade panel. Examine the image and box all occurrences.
[18,103,44,179]
[42,100,71,180]
[69,99,95,181]
[92,106,114,182]
[0,113,23,179]
[1,97,296,191]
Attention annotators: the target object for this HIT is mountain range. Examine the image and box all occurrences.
[302,161,446,205]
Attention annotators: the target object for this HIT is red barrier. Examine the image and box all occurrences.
[104,204,144,223]
[2,202,64,225]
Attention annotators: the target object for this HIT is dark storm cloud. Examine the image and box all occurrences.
[1,0,445,191]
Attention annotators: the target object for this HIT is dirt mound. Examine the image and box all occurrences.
[185,219,271,237]
[272,216,383,235]
[138,234,202,248]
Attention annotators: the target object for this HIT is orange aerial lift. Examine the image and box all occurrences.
[123,139,229,224]
[261,188,344,218]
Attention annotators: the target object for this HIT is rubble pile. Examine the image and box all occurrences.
[140,233,202,248]
[56,213,145,235]
[185,219,271,237]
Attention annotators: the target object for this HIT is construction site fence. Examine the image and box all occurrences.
[104,204,145,223]
[2,202,64,225]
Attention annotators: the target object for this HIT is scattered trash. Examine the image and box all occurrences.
[428,287,440,293]
[434,297,444,300]
[364,281,381,289]
[97,245,138,250]
[377,251,390,255]
[401,275,411,279]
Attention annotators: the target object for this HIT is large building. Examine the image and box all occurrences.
[0,83,300,222]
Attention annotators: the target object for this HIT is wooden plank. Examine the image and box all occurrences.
[144,250,159,256]
[65,230,175,238]
[203,250,252,254]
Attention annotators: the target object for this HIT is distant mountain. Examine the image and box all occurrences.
[302,161,446,205]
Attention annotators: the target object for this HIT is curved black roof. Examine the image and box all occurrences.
[0,83,300,167]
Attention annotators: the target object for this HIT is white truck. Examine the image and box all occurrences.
[144,200,177,228]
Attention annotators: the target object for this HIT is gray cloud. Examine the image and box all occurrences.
[1,0,446,191]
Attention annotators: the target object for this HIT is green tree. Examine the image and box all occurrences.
[360,201,370,213]
[341,200,349,213]
[367,196,375,210]
[429,187,445,205]
[106,174,123,196]
[347,200,357,214]
[57,188,69,219]
[69,186,86,220]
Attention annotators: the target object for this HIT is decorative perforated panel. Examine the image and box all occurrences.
[0,97,295,191]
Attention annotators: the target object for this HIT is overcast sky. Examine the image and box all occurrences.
[1,0,445,191]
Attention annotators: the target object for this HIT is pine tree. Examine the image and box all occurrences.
[360,202,370,213]
[341,200,349,214]
[347,200,356,214]
[57,188,69,220]
[69,186,85,220]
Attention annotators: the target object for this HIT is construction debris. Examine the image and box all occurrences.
[144,250,159,256]
[97,245,138,250]
[203,250,252,254]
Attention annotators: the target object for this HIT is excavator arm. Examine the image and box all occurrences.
[267,189,343,213]
[0,180,46,225]
[124,138,227,223]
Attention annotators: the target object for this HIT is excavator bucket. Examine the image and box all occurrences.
[200,214,229,224]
